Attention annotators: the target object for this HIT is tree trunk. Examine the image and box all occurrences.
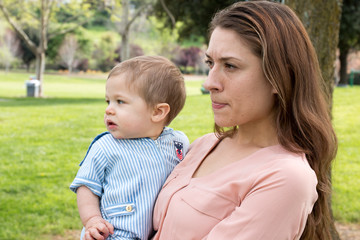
[35,52,45,97]
[286,0,342,239]
[286,0,342,108]
[339,47,349,85]
[116,0,148,61]
[68,64,73,74]
[120,0,130,61]
[121,31,130,61]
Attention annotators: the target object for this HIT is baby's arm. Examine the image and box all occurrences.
[77,186,114,240]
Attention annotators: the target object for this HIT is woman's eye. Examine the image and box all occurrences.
[205,59,214,69]
[225,63,236,69]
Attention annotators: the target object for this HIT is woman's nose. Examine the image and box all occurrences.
[203,66,222,92]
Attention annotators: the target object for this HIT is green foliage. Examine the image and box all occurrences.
[84,7,112,28]
[47,34,66,61]
[47,27,94,70]
[338,0,360,50]
[337,0,360,85]
[135,16,180,58]
[92,33,119,71]
[153,0,240,41]
[180,34,206,48]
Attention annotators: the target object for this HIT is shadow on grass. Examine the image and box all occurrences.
[0,97,104,107]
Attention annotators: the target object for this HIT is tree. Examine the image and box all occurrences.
[0,0,93,97]
[173,46,204,74]
[0,27,21,72]
[286,0,342,107]
[18,26,38,72]
[107,0,153,61]
[338,0,360,85]
[285,1,342,239]
[153,0,238,41]
[93,33,118,72]
[58,34,78,73]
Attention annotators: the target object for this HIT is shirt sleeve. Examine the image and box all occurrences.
[203,160,318,240]
[170,130,190,162]
[178,131,190,156]
[69,140,107,197]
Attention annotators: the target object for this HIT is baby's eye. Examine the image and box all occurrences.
[105,100,110,105]
[205,59,214,69]
[117,100,124,104]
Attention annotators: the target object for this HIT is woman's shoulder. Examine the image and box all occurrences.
[173,133,219,168]
[190,133,218,149]
[255,145,318,196]
[263,145,313,171]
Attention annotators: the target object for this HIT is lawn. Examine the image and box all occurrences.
[0,71,358,239]
[332,86,360,222]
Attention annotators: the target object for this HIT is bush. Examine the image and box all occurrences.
[92,33,118,72]
[172,46,206,74]
[114,44,144,62]
[349,71,360,85]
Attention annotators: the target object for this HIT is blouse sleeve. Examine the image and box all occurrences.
[203,160,318,240]
[69,140,107,197]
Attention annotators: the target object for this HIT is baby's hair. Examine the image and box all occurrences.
[108,56,186,125]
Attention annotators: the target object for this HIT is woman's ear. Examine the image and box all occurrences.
[272,87,278,94]
[151,103,170,123]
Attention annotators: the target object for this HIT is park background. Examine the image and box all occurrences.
[0,0,359,239]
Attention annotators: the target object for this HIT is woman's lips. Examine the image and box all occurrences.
[212,101,227,110]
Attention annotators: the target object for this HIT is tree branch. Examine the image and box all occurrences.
[160,0,175,28]
[48,18,90,40]
[0,0,38,54]
[124,3,150,32]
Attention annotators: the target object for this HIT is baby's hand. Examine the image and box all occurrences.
[83,216,114,240]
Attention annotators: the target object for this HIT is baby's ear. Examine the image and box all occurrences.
[151,103,170,123]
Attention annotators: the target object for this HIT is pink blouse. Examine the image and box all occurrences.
[152,133,318,240]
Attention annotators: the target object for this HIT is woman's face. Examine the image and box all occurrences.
[204,27,276,129]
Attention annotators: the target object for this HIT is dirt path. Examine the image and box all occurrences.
[336,222,360,240]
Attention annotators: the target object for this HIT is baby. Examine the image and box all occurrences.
[70,56,189,240]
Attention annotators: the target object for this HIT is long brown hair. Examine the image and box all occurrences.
[210,1,337,239]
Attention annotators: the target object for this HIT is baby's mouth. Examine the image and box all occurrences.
[107,120,117,127]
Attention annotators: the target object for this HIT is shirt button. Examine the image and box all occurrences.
[126,205,133,212]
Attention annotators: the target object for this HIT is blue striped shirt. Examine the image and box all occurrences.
[70,127,189,240]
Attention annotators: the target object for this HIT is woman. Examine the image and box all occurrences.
[152,1,337,240]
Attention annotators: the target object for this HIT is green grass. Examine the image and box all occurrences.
[0,71,358,239]
[332,86,360,222]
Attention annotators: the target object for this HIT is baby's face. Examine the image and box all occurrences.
[104,74,155,139]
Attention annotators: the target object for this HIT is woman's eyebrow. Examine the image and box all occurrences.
[205,53,212,59]
[205,52,243,63]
